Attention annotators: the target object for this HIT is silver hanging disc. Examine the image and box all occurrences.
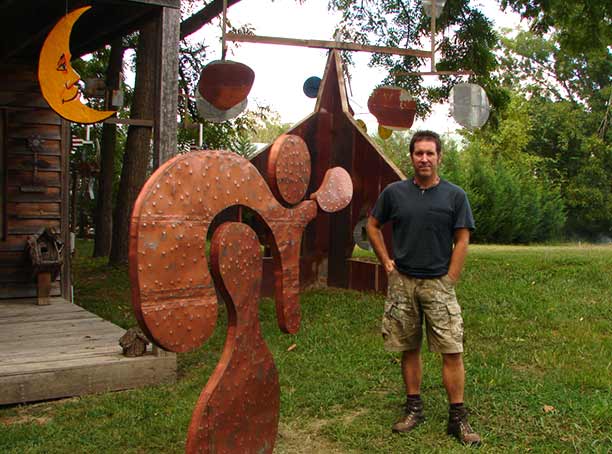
[450,83,490,129]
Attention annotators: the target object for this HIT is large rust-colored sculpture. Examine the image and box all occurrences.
[129,135,352,453]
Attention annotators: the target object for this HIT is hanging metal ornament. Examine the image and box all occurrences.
[196,92,248,123]
[422,0,446,18]
[355,119,367,133]
[450,83,490,129]
[378,125,392,140]
[352,218,372,251]
[197,60,255,111]
[195,0,254,122]
[303,76,321,98]
[367,86,417,130]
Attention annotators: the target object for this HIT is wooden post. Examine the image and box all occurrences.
[37,272,52,306]
[153,6,180,168]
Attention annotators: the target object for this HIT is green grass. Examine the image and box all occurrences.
[1,241,611,453]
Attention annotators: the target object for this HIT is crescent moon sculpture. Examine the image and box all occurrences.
[38,6,116,124]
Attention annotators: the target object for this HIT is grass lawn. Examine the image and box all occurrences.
[1,241,611,453]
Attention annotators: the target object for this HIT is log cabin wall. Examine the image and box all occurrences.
[0,64,70,300]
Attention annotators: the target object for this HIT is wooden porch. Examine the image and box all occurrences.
[0,297,176,405]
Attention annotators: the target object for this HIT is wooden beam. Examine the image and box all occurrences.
[225,33,432,58]
[103,117,154,127]
[391,70,475,76]
[153,6,180,167]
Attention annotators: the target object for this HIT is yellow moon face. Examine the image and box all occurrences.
[38,6,116,124]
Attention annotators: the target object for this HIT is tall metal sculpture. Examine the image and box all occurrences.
[129,135,352,453]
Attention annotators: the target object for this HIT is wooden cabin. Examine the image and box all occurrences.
[0,0,179,405]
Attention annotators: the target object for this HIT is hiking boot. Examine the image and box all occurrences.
[392,398,424,433]
[447,405,481,446]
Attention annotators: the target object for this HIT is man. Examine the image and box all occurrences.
[366,130,480,445]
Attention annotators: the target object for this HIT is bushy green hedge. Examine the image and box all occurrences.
[441,144,566,243]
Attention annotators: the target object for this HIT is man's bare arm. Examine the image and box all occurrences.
[366,216,395,273]
[447,228,470,283]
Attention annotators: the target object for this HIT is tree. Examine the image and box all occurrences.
[109,22,157,265]
[94,40,125,257]
[108,0,246,264]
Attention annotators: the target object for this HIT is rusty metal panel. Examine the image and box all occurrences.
[130,137,352,453]
[186,222,279,454]
[367,86,417,130]
[197,60,255,110]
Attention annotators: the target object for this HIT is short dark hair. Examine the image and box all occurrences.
[409,130,442,155]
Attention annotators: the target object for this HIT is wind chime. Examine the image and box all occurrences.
[200,0,491,135]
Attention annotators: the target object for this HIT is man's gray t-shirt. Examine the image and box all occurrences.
[371,179,475,278]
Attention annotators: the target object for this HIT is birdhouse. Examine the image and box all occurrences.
[26,227,64,305]
[26,227,64,280]
[119,327,150,357]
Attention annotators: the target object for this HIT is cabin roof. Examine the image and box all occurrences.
[0,0,180,64]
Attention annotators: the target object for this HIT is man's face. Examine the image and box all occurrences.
[410,139,440,180]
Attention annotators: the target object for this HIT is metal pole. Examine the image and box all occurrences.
[430,1,436,72]
[221,0,228,60]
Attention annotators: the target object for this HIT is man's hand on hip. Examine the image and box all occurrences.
[384,259,396,274]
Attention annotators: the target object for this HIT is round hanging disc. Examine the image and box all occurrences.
[267,134,311,205]
[353,218,372,251]
[198,60,255,110]
[303,76,321,98]
[197,93,247,123]
[368,86,417,130]
[450,83,490,129]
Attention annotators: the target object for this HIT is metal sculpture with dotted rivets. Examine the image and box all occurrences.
[129,134,352,454]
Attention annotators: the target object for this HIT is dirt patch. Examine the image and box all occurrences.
[274,413,364,454]
[1,415,51,426]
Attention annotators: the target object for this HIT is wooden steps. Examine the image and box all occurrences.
[0,298,176,405]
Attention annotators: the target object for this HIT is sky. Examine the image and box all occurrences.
[191,0,523,136]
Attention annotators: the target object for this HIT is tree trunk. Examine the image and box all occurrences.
[109,22,156,265]
[93,39,125,257]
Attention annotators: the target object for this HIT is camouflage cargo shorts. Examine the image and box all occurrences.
[382,269,464,354]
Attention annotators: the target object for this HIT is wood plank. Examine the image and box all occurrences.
[0,308,97,325]
[6,137,60,156]
[0,344,124,365]
[7,218,61,234]
[7,170,61,187]
[7,202,60,216]
[7,124,61,141]
[0,92,48,109]
[6,186,61,203]
[7,108,61,126]
[0,318,124,340]
[0,353,176,404]
[226,33,432,58]
[0,282,61,299]
[0,331,120,353]
[7,154,61,172]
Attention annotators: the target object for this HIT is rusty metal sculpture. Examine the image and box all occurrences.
[129,134,352,453]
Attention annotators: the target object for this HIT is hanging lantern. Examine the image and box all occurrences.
[303,76,321,98]
[198,60,255,111]
[450,83,490,129]
[422,0,446,18]
[367,86,417,131]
